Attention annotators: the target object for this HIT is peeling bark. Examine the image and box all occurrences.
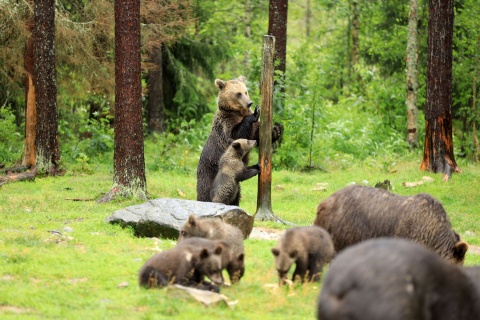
[420,0,460,181]
[268,0,288,85]
[98,0,146,203]
[352,1,359,69]
[34,0,60,174]
[147,46,165,133]
[406,0,419,147]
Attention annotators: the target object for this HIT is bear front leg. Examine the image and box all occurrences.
[236,166,260,182]
[232,105,260,140]
[250,121,284,145]
[292,259,308,283]
[307,254,325,282]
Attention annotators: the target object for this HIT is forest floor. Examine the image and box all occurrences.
[1,154,480,319]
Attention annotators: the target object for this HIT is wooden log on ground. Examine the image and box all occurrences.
[0,167,38,186]
[1,166,30,174]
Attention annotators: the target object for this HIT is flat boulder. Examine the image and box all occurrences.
[105,198,254,239]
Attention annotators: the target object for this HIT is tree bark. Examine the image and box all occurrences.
[306,0,311,38]
[420,0,460,181]
[405,0,419,147]
[21,0,36,168]
[34,0,60,174]
[244,0,251,73]
[147,46,165,133]
[98,0,146,202]
[473,34,479,162]
[352,1,359,69]
[268,0,288,86]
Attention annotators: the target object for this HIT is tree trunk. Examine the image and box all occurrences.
[98,0,146,202]
[268,0,288,86]
[420,0,460,181]
[346,1,352,83]
[34,0,60,174]
[244,0,251,73]
[21,0,36,168]
[405,0,419,147]
[352,1,359,69]
[306,0,311,38]
[416,0,427,80]
[473,34,479,162]
[147,46,165,133]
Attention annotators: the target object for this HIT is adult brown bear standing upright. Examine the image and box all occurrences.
[196,76,283,203]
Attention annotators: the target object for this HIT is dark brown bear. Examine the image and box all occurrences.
[138,244,223,292]
[196,76,283,202]
[317,239,480,320]
[271,226,335,284]
[314,185,468,264]
[176,238,245,284]
[178,214,244,255]
[210,138,260,206]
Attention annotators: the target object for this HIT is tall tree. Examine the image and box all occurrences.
[34,0,59,173]
[352,1,359,69]
[147,46,165,133]
[473,34,480,162]
[21,0,36,168]
[98,0,146,202]
[268,0,288,84]
[420,0,460,180]
[244,0,252,72]
[405,0,419,147]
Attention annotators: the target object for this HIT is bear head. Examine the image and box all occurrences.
[227,138,257,160]
[215,76,253,116]
[271,247,298,285]
[227,252,245,284]
[193,245,224,286]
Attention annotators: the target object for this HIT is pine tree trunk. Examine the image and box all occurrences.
[98,0,146,202]
[420,0,460,181]
[352,1,359,69]
[34,0,59,173]
[21,0,36,168]
[306,0,311,38]
[406,0,419,147]
[268,0,288,85]
[147,46,165,133]
[472,34,479,162]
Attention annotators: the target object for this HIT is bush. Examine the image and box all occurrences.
[0,107,23,165]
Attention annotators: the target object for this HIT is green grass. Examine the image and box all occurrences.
[1,149,480,319]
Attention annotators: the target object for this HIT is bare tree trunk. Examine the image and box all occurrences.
[244,0,251,73]
[306,0,311,37]
[147,46,165,133]
[352,1,359,69]
[416,0,427,80]
[346,1,352,83]
[98,0,146,202]
[268,0,288,87]
[406,0,419,147]
[473,34,480,162]
[21,0,36,168]
[420,0,460,181]
[34,0,60,174]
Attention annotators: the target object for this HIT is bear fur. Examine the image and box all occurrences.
[210,138,260,206]
[314,185,468,264]
[196,76,283,202]
[138,244,223,292]
[178,214,244,255]
[317,239,480,320]
[271,226,335,284]
[176,237,245,284]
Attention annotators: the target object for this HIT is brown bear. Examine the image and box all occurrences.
[196,76,283,203]
[211,138,260,206]
[271,226,335,284]
[176,237,245,284]
[178,214,244,255]
[138,244,223,292]
[314,185,468,264]
[317,239,480,320]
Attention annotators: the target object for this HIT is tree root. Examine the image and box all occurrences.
[255,208,296,226]
[96,187,119,204]
[0,167,38,186]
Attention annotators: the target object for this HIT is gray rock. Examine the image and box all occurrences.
[466,231,477,237]
[105,198,254,239]
[132,258,142,262]
[62,227,73,233]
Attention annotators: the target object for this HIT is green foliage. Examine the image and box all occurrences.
[0,107,23,165]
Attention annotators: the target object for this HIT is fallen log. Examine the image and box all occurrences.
[1,165,30,174]
[0,167,37,185]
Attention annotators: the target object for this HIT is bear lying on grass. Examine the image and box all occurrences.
[317,239,480,320]
[196,76,283,203]
[314,185,468,264]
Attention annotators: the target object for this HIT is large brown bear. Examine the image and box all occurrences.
[196,76,283,203]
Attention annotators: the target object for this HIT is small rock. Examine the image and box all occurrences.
[62,227,73,233]
[132,258,142,262]
[361,180,368,185]
[47,230,63,236]
[347,182,356,186]
[466,231,477,237]
[274,185,285,191]
[117,281,129,288]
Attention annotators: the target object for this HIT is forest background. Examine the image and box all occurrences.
[0,0,479,173]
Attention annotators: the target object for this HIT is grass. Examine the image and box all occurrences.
[1,147,480,319]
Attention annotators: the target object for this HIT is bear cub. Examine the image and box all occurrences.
[211,138,260,206]
[177,238,245,284]
[272,226,335,284]
[138,244,223,292]
[178,214,244,255]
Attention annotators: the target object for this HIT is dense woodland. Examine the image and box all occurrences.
[0,0,479,173]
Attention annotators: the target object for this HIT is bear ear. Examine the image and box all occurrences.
[289,249,298,259]
[215,79,226,90]
[453,241,469,262]
[214,245,223,255]
[238,253,244,262]
[237,76,246,83]
[200,248,210,259]
[271,248,280,257]
[232,142,241,149]
[188,214,196,226]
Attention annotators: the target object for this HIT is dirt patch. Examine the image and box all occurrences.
[249,227,286,241]
[468,245,480,255]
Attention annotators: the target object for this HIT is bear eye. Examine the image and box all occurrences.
[181,231,186,236]
[236,92,242,98]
